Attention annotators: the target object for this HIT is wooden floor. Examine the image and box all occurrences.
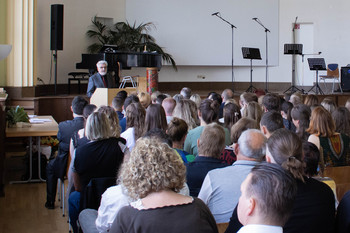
[0,140,69,233]
[0,182,69,233]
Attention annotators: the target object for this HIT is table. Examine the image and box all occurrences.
[6,116,58,183]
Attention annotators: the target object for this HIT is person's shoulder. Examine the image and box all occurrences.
[303,177,335,197]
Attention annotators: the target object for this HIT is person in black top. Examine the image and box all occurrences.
[68,111,125,233]
[45,96,87,209]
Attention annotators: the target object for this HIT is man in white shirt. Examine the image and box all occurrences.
[198,129,266,223]
[236,162,297,233]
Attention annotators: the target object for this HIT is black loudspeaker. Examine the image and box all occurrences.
[341,67,350,91]
[50,4,64,51]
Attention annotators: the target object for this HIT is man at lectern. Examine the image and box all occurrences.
[86,60,116,97]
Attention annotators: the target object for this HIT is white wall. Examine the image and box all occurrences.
[35,0,350,87]
[36,0,125,85]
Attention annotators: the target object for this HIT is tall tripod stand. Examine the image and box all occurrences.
[242,47,262,92]
[308,58,326,95]
[284,44,303,94]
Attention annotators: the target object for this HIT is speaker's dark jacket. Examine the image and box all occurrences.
[86,73,116,97]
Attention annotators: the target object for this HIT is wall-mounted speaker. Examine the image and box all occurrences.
[341,67,350,91]
[50,4,64,51]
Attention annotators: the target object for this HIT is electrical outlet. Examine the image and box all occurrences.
[197,75,205,79]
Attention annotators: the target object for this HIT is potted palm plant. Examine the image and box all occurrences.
[86,17,177,70]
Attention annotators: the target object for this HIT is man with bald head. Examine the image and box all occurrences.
[162,97,176,124]
[198,129,266,223]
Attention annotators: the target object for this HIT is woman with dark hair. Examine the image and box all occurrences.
[222,103,241,132]
[167,117,195,163]
[225,128,335,233]
[184,99,231,156]
[144,103,168,133]
[121,102,146,152]
[291,104,311,141]
[109,137,218,233]
[332,107,350,137]
[307,106,350,167]
[281,100,296,132]
[302,141,320,177]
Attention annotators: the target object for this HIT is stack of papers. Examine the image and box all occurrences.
[29,118,52,124]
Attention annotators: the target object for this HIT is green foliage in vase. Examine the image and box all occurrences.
[6,106,29,126]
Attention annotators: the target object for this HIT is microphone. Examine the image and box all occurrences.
[319,52,322,54]
[212,12,219,16]
[252,17,258,20]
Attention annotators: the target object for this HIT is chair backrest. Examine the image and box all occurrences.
[217,222,229,233]
[80,177,116,211]
[327,63,339,77]
[323,166,350,201]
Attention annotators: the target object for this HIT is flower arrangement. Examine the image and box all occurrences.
[41,136,59,152]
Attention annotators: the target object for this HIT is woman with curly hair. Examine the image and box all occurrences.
[121,102,146,152]
[109,137,218,233]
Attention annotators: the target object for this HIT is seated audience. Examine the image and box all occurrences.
[262,93,280,112]
[45,96,88,209]
[291,104,311,141]
[260,111,284,138]
[156,93,167,105]
[221,102,241,132]
[68,111,125,233]
[242,101,263,125]
[190,93,202,109]
[304,94,318,107]
[180,87,192,99]
[109,137,218,233]
[162,97,176,124]
[111,96,124,121]
[281,100,296,132]
[332,107,350,137]
[289,92,303,106]
[184,99,230,156]
[119,95,139,133]
[120,103,145,152]
[138,92,151,109]
[307,106,350,167]
[336,190,350,233]
[173,93,184,103]
[235,163,297,233]
[226,128,336,233]
[220,118,259,165]
[186,123,229,197]
[302,141,320,177]
[321,97,337,114]
[172,99,198,130]
[167,117,195,163]
[198,129,266,223]
[144,104,167,133]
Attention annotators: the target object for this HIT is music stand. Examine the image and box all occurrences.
[307,58,326,95]
[242,47,262,92]
[284,44,303,94]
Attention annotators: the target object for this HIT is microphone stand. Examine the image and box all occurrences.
[253,18,270,93]
[213,13,237,93]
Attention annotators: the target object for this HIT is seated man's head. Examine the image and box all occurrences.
[260,111,284,138]
[262,93,280,112]
[238,162,297,227]
[198,123,225,158]
[71,96,88,116]
[235,129,266,161]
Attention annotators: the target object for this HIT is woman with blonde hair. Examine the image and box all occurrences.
[121,102,146,152]
[69,111,126,233]
[110,137,218,233]
[172,99,198,130]
[307,106,350,167]
[304,94,318,107]
[242,101,263,125]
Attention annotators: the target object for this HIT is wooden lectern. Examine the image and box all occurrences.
[90,88,137,107]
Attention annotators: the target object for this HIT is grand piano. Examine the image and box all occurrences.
[76,45,162,76]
